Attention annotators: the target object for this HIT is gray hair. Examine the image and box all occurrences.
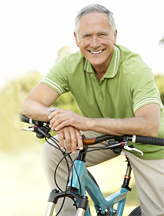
[74,4,116,34]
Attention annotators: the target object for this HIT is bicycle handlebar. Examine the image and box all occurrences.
[83,135,164,146]
[131,135,164,146]
[20,114,48,125]
[20,114,164,146]
[20,114,50,138]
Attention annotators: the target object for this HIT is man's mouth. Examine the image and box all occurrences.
[89,49,104,54]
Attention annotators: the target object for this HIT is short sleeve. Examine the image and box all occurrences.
[130,68,161,113]
[41,57,70,95]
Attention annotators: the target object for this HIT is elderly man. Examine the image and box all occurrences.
[22,4,164,216]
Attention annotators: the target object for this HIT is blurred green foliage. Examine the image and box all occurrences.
[159,36,164,46]
[154,74,164,104]
[0,71,43,152]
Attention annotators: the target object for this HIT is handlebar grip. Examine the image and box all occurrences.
[20,114,31,123]
[135,136,164,146]
[83,138,96,145]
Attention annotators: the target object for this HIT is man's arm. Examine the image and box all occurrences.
[50,103,160,137]
[21,82,60,121]
[21,82,83,154]
[87,103,160,137]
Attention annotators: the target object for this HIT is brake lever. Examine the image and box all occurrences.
[21,126,35,132]
[124,145,143,156]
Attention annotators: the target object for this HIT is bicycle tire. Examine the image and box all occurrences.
[128,206,141,216]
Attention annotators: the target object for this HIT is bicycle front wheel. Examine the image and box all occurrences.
[128,206,141,216]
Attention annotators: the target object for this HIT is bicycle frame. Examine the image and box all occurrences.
[45,147,132,216]
[70,160,129,216]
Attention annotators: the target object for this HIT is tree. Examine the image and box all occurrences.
[159,35,164,46]
[55,46,72,62]
[0,71,43,151]
[154,74,164,104]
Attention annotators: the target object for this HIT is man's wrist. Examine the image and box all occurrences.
[48,107,58,118]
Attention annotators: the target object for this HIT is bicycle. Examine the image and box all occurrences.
[20,114,164,216]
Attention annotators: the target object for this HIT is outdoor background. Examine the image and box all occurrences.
[0,0,164,215]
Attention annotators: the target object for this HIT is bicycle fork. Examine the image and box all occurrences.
[45,147,89,216]
[44,188,88,216]
[45,202,55,216]
[45,202,85,216]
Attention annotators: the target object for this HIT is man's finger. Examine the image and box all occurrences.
[76,130,83,150]
[57,130,64,150]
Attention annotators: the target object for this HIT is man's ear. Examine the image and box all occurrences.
[74,32,79,47]
[113,30,118,45]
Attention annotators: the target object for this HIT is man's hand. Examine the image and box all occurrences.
[56,126,83,154]
[49,109,87,154]
[49,109,89,131]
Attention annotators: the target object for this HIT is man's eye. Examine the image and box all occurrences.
[83,34,91,38]
[84,35,90,38]
[99,33,106,36]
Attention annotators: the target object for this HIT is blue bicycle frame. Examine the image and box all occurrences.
[68,156,131,216]
[44,136,135,216]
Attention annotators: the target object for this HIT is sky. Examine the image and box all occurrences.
[0,0,164,89]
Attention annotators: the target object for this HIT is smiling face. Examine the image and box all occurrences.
[74,12,117,73]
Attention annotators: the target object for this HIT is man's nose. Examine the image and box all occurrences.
[90,36,100,48]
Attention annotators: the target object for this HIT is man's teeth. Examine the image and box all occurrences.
[90,50,103,54]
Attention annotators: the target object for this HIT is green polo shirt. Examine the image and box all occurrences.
[42,45,164,159]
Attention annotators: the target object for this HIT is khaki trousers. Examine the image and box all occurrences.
[41,131,164,216]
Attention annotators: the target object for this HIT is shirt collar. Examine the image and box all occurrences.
[83,45,120,78]
[83,56,93,72]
